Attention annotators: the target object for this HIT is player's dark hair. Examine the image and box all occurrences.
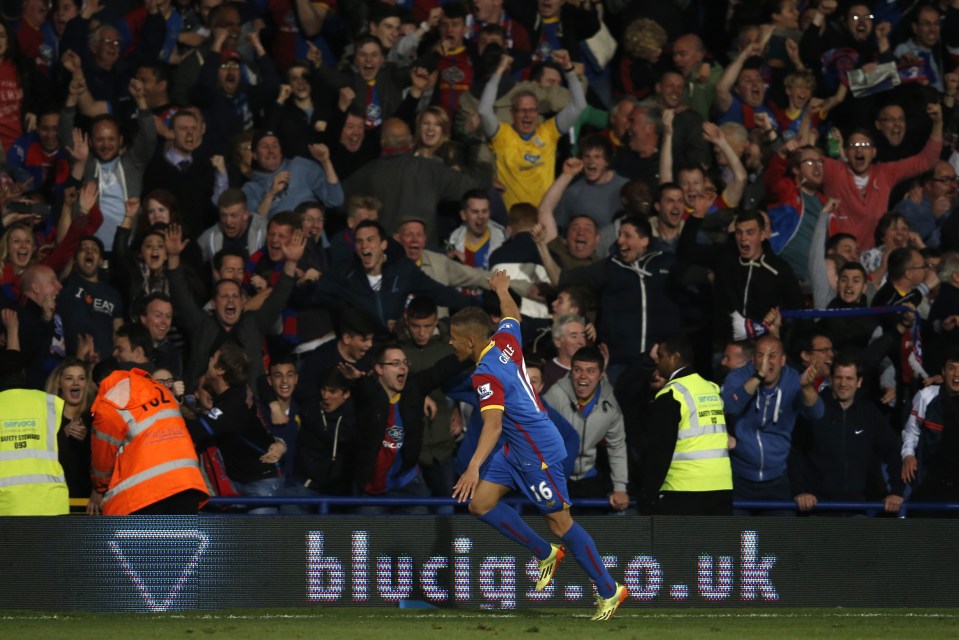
[451,306,493,338]
[571,345,605,372]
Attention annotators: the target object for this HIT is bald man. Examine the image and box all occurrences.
[344,118,492,245]
[721,335,824,514]
[16,264,67,387]
[670,34,723,121]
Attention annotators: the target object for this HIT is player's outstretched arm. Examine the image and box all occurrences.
[490,270,520,323]
[452,408,503,502]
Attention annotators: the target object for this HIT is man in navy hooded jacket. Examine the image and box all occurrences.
[300,220,475,336]
[721,334,824,514]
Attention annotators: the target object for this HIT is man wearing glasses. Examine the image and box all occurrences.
[893,4,945,93]
[894,161,957,248]
[873,104,916,161]
[350,342,466,513]
[821,102,942,251]
[766,141,830,280]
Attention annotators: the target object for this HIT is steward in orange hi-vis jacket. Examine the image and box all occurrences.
[90,368,208,515]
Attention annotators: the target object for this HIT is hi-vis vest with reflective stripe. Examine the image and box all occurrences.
[0,389,69,515]
[655,373,733,492]
[91,369,207,515]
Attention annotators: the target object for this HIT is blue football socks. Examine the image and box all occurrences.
[478,502,551,560]
[561,522,616,598]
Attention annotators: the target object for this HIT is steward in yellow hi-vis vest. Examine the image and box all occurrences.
[638,335,733,516]
[0,387,69,515]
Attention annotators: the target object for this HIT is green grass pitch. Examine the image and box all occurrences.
[3,609,959,640]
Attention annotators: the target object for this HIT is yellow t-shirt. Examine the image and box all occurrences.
[490,119,562,210]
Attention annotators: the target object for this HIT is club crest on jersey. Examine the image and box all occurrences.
[498,344,515,364]
[523,152,542,165]
[477,383,493,400]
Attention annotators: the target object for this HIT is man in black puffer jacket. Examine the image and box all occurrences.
[559,216,682,383]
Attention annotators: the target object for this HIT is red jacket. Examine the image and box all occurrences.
[822,137,940,250]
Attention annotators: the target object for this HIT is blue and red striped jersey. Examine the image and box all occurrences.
[472,318,567,467]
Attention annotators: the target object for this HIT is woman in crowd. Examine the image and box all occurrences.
[0,217,87,302]
[44,356,95,499]
[133,189,204,272]
[860,212,917,286]
[414,106,464,170]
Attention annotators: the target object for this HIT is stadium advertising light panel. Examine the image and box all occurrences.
[0,516,954,611]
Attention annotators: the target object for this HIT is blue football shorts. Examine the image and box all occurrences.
[481,448,571,514]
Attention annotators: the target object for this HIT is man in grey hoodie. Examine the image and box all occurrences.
[543,346,629,511]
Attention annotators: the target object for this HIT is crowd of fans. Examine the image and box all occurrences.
[0,0,958,516]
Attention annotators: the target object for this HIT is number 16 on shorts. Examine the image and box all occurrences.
[530,481,553,502]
